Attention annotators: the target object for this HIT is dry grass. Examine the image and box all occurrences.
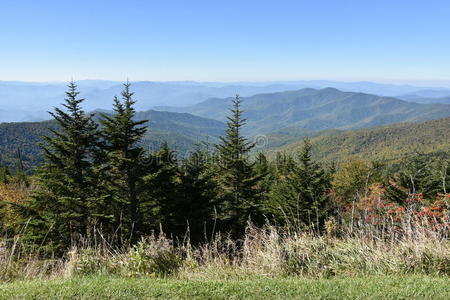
[1,217,450,282]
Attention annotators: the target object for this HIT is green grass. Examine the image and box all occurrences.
[1,275,449,299]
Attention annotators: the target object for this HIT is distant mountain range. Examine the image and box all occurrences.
[396,89,450,100]
[3,80,450,122]
[0,80,309,122]
[3,85,450,171]
[157,88,450,135]
[398,96,450,105]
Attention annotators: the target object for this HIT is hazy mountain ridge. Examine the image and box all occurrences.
[0,81,308,122]
[3,80,450,122]
[158,88,450,135]
[400,96,450,105]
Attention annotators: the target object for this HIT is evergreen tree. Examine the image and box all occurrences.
[268,139,330,229]
[254,152,275,223]
[23,81,101,252]
[179,144,218,242]
[143,142,181,236]
[295,139,331,228]
[254,153,273,192]
[274,152,296,177]
[100,82,148,241]
[215,95,261,235]
[385,155,446,205]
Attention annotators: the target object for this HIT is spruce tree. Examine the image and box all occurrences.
[143,142,181,236]
[100,82,148,241]
[215,95,261,234]
[385,155,444,205]
[295,139,331,228]
[24,81,101,252]
[274,152,296,177]
[179,144,218,242]
[254,153,272,193]
[253,152,275,224]
[268,139,330,229]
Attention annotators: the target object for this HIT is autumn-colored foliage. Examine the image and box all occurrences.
[338,183,450,232]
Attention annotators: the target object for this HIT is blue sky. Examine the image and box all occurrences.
[1,0,450,83]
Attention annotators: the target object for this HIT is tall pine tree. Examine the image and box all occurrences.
[268,139,330,229]
[100,82,148,241]
[24,81,101,252]
[179,144,218,242]
[215,95,261,235]
[385,155,445,205]
[142,142,180,235]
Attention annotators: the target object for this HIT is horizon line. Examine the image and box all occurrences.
[3,78,450,89]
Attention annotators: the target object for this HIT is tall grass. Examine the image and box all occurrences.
[1,216,450,282]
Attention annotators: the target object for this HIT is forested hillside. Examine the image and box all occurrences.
[0,110,225,171]
[157,88,450,135]
[274,116,450,162]
[0,121,58,170]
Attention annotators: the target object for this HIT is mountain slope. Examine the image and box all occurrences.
[159,88,450,135]
[0,120,59,170]
[0,110,225,171]
[272,116,450,162]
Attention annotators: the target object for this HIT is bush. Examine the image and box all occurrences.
[125,235,182,277]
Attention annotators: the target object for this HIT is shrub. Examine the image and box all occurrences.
[126,235,182,277]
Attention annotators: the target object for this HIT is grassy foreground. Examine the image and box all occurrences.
[1,275,449,300]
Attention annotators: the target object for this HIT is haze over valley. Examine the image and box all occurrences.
[3,79,450,122]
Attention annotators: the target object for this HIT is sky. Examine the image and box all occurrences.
[1,0,450,83]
